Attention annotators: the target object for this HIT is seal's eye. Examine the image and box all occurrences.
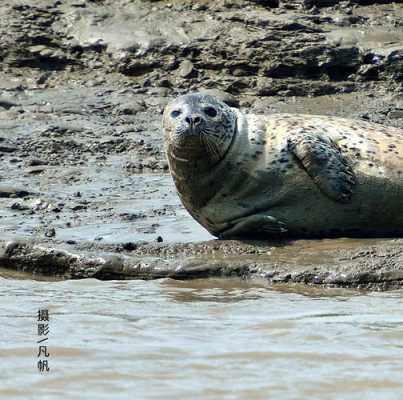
[171,110,181,118]
[203,107,217,118]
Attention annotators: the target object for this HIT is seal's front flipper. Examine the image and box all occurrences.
[219,215,287,239]
[288,134,356,203]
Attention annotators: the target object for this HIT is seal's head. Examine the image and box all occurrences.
[163,93,237,166]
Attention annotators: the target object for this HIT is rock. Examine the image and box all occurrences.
[71,204,88,211]
[177,60,197,79]
[0,241,108,277]
[31,199,51,211]
[0,145,17,153]
[388,110,403,119]
[120,213,147,221]
[252,0,280,7]
[144,96,169,108]
[25,166,46,175]
[117,100,146,115]
[358,64,379,80]
[125,158,168,172]
[0,186,31,198]
[0,97,18,109]
[147,87,170,97]
[200,89,240,107]
[45,227,56,238]
[26,158,48,167]
[10,202,30,211]
[122,242,138,251]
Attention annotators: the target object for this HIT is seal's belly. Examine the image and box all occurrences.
[272,172,403,236]
[204,167,403,237]
[201,136,403,237]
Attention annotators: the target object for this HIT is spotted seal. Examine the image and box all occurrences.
[163,93,403,238]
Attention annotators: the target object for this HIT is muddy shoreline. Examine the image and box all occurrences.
[1,237,403,290]
[1,0,402,288]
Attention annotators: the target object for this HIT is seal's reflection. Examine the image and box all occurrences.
[161,278,267,303]
[160,278,358,303]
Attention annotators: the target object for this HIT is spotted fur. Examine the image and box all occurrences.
[163,93,403,238]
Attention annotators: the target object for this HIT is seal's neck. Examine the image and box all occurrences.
[168,144,215,178]
[166,146,215,209]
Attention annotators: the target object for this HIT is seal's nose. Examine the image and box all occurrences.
[185,114,202,127]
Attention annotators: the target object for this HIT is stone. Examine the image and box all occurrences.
[45,227,56,238]
[25,166,46,175]
[0,97,18,109]
[0,186,31,198]
[118,100,146,115]
[388,110,403,119]
[10,202,29,211]
[200,89,240,107]
[177,60,197,79]
[0,145,17,153]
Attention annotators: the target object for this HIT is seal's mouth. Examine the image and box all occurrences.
[181,125,202,136]
[172,122,204,148]
[171,128,201,150]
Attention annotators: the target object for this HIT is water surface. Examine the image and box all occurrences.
[1,277,403,399]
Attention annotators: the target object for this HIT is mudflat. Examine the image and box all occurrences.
[0,0,402,289]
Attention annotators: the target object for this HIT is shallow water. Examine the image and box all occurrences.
[1,277,403,399]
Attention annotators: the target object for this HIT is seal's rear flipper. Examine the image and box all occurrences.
[218,214,287,239]
[288,134,356,203]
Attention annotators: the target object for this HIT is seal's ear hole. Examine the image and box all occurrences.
[171,110,181,118]
[203,107,217,118]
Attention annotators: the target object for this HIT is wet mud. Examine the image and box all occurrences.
[0,0,402,289]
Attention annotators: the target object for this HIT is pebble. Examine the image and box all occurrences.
[25,166,46,175]
[178,60,197,79]
[45,227,56,238]
[0,186,31,198]
[122,242,138,251]
[10,202,29,211]
[388,110,403,119]
[200,89,239,108]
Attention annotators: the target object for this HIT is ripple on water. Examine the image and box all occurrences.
[1,277,403,400]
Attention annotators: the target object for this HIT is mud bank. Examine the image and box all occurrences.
[1,238,403,290]
[0,0,402,288]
